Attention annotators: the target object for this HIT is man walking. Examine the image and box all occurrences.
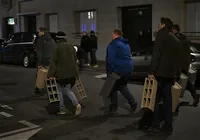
[172,24,200,106]
[34,27,56,95]
[106,29,137,113]
[80,31,91,66]
[89,31,98,68]
[47,31,81,116]
[147,17,181,134]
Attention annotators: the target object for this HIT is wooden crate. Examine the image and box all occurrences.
[72,77,87,101]
[141,78,157,112]
[172,82,182,112]
[45,78,60,103]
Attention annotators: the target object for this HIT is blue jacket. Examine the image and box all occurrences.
[106,37,133,76]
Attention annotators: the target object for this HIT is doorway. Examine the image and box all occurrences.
[24,15,37,33]
[121,5,152,52]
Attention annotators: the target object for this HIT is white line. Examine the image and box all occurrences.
[0,128,42,140]
[94,74,107,78]
[0,120,40,137]
[0,104,13,110]
[19,120,39,128]
[0,112,13,117]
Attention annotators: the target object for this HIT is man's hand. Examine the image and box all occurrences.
[148,74,155,80]
[38,65,43,69]
[48,77,55,80]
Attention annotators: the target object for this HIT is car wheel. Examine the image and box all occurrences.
[23,55,30,68]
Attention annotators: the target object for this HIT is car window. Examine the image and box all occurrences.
[7,33,22,43]
[21,33,35,42]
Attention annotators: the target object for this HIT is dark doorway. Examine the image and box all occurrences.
[121,5,152,52]
[24,15,37,33]
[2,17,14,39]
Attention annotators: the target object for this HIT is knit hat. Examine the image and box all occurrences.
[56,31,66,38]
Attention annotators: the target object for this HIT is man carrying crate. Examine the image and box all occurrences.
[34,27,56,95]
[47,31,81,116]
[147,17,181,134]
[172,24,200,106]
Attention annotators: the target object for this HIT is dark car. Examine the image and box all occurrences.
[131,42,200,84]
[0,32,57,68]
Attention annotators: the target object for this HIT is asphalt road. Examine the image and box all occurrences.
[0,64,200,140]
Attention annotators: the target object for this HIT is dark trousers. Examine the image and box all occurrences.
[78,58,85,71]
[90,49,97,65]
[84,52,89,64]
[153,77,174,128]
[109,75,136,109]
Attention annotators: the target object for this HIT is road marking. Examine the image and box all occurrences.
[0,120,40,138]
[94,74,107,78]
[0,104,13,110]
[19,120,39,128]
[0,112,13,117]
[0,128,42,140]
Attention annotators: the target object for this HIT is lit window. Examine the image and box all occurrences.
[88,12,91,19]
[80,11,97,32]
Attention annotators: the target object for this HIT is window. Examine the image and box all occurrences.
[186,3,200,32]
[7,33,22,43]
[80,11,97,32]
[21,33,34,42]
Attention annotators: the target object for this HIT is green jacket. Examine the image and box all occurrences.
[47,39,79,79]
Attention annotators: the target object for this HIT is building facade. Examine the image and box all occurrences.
[3,0,199,60]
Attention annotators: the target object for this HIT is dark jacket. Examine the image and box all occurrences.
[80,35,91,52]
[76,45,86,59]
[175,32,191,72]
[36,33,56,66]
[106,37,133,76]
[89,35,98,49]
[47,38,79,85]
[149,27,181,79]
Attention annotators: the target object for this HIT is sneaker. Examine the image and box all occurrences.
[75,104,81,116]
[34,88,43,96]
[193,94,200,106]
[57,111,66,115]
[146,126,160,133]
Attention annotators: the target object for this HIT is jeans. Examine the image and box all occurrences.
[153,77,174,128]
[90,49,97,65]
[57,84,79,111]
[109,74,136,110]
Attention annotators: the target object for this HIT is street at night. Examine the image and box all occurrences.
[0,65,200,140]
